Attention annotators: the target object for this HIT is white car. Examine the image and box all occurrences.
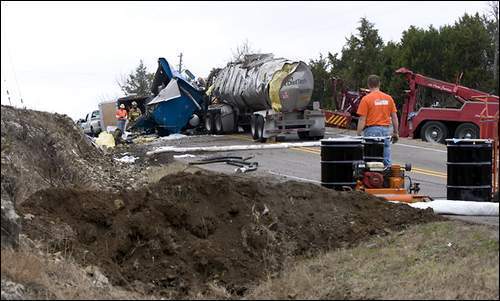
[79,110,102,136]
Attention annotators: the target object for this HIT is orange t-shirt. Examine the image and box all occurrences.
[356,90,397,126]
[116,108,128,120]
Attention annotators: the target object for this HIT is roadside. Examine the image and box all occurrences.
[246,221,499,300]
[1,105,498,300]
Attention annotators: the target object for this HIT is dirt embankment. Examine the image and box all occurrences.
[0,105,159,206]
[20,171,441,298]
[1,105,111,204]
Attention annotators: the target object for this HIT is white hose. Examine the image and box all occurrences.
[408,200,499,216]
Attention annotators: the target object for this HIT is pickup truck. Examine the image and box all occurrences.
[79,110,102,136]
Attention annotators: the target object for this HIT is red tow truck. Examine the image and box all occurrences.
[324,68,499,143]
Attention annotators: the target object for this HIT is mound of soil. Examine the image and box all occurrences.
[0,105,153,205]
[1,105,112,203]
[20,171,441,297]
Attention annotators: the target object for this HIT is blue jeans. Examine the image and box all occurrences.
[117,119,126,132]
[363,126,391,167]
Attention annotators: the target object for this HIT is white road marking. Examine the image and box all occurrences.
[395,143,447,153]
[267,170,321,184]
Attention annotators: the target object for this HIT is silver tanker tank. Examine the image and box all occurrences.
[205,54,325,142]
[211,53,314,113]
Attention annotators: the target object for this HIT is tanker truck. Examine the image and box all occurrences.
[205,54,325,142]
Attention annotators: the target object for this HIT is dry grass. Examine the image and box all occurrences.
[1,239,152,300]
[246,221,499,300]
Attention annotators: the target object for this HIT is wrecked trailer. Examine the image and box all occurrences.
[133,58,206,136]
[206,53,325,142]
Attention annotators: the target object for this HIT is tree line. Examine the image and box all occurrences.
[310,2,499,110]
[118,2,499,111]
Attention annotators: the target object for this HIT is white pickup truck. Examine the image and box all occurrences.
[78,110,102,136]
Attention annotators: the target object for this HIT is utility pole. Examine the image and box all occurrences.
[178,52,183,73]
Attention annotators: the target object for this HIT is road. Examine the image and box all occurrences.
[143,128,498,227]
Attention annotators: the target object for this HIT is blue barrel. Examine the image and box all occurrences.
[362,137,384,163]
[321,138,364,190]
[446,139,492,202]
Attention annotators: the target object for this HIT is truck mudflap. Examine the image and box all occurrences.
[324,110,351,128]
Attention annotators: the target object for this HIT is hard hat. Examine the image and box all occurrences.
[119,104,125,109]
[132,101,137,106]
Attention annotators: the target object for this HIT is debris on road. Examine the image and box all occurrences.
[95,131,116,148]
[159,133,187,140]
[188,155,259,173]
[114,155,139,164]
[173,154,196,159]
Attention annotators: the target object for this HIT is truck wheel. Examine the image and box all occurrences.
[256,115,267,143]
[311,135,324,141]
[454,123,479,139]
[214,112,223,134]
[421,121,448,143]
[205,113,214,134]
[90,126,95,137]
[298,131,310,140]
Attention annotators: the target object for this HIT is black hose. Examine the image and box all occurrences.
[200,156,244,161]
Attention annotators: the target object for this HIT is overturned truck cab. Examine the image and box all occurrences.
[133,58,206,136]
[206,54,325,142]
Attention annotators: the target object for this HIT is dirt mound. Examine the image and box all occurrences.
[0,105,150,205]
[20,171,441,297]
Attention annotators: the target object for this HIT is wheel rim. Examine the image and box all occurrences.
[425,126,444,142]
[457,126,477,139]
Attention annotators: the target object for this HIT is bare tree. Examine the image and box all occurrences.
[231,39,259,62]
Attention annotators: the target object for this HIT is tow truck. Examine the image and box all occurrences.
[324,68,499,143]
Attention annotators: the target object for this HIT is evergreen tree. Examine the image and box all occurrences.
[309,54,333,109]
[118,60,155,96]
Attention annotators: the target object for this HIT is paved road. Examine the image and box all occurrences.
[143,128,498,227]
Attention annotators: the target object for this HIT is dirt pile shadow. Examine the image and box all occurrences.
[20,171,441,297]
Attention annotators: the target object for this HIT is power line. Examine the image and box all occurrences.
[1,4,24,107]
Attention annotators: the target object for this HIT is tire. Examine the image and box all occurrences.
[454,123,479,139]
[421,121,448,144]
[298,131,323,141]
[255,115,267,143]
[310,135,324,141]
[250,115,259,140]
[298,131,310,140]
[90,126,95,137]
[205,113,214,134]
[214,112,223,134]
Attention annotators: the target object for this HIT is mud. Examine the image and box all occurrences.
[20,171,441,297]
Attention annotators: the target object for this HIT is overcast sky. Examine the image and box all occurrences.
[1,1,490,120]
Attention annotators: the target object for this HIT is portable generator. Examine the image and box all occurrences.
[352,161,428,203]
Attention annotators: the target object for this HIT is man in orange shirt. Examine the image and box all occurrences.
[115,103,128,133]
[356,75,399,166]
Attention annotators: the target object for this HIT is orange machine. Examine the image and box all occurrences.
[353,162,430,203]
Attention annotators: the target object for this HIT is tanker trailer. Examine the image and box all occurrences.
[205,54,325,142]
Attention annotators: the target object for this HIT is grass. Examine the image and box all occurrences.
[2,221,498,300]
[245,221,499,300]
[1,237,151,300]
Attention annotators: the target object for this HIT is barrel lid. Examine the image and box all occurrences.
[446,138,492,145]
[321,137,363,144]
[362,136,387,142]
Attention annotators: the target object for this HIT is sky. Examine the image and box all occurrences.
[1,1,491,120]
